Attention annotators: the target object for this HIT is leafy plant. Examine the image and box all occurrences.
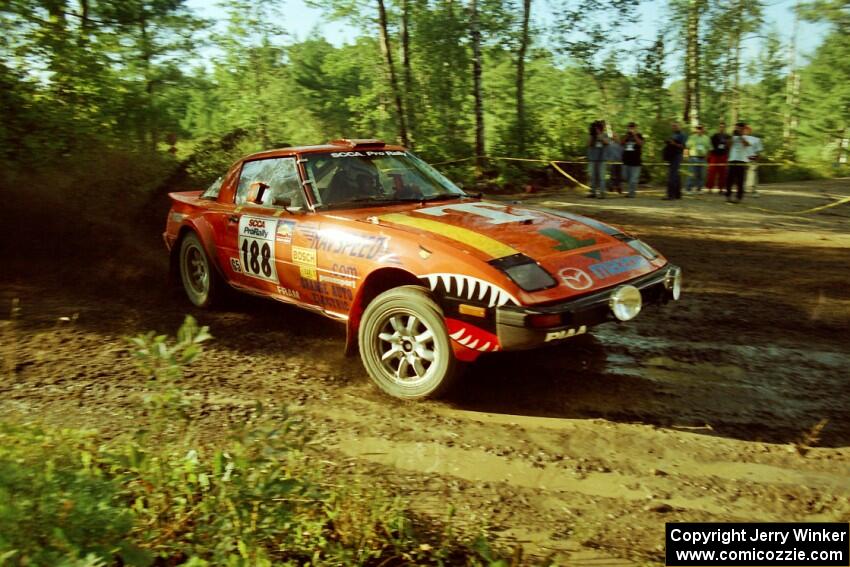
[126,315,212,425]
[0,424,141,567]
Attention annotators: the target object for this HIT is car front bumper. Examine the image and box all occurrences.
[495,264,681,350]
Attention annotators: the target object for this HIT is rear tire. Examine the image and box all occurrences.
[359,286,458,399]
[178,232,219,308]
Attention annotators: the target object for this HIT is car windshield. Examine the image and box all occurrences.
[302,151,465,209]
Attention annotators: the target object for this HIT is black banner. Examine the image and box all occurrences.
[666,522,849,566]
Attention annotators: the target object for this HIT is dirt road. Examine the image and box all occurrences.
[2,179,849,565]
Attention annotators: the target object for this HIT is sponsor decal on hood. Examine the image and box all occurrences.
[377,202,609,261]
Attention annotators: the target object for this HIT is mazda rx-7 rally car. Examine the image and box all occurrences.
[164,139,682,398]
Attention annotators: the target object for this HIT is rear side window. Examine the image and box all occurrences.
[201,176,223,199]
[235,158,304,208]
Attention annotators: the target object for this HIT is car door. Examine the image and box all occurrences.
[225,157,321,308]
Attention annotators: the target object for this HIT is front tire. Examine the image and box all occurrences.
[178,232,219,308]
[359,286,458,399]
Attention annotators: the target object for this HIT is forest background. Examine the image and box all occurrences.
[1,0,848,199]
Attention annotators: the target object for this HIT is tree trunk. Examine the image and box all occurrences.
[470,0,485,170]
[729,0,745,124]
[78,0,90,46]
[731,33,741,124]
[252,50,270,148]
[683,0,701,127]
[653,35,665,121]
[377,0,409,146]
[401,0,414,146]
[140,15,158,151]
[782,0,800,155]
[516,0,531,155]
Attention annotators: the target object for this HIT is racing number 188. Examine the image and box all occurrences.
[241,239,272,277]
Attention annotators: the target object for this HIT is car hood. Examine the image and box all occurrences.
[347,200,666,300]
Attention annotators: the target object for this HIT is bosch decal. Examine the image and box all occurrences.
[292,246,317,266]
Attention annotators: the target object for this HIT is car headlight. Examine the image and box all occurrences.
[489,254,556,292]
[609,285,642,321]
[664,267,682,300]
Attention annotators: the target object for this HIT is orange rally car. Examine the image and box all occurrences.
[164,139,682,399]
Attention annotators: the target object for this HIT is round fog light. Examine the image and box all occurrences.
[609,285,642,321]
[665,267,682,301]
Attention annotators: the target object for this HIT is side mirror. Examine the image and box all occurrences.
[247,181,270,205]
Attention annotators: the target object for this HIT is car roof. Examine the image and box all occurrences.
[240,139,408,162]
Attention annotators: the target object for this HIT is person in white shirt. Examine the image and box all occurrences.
[725,121,750,203]
[744,125,763,197]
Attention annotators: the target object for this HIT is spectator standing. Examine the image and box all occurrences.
[663,121,687,200]
[586,120,610,198]
[621,122,644,198]
[686,125,710,192]
[726,121,750,203]
[606,132,623,193]
[744,125,764,197]
[707,122,731,193]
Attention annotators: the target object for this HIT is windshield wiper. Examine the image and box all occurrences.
[394,194,465,203]
[317,196,404,210]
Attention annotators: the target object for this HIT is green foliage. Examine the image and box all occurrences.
[126,315,212,421]
[1,316,508,566]
[0,418,507,566]
[0,424,137,566]
[1,0,845,201]
[794,3,850,166]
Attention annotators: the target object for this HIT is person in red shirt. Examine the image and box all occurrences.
[707,122,731,193]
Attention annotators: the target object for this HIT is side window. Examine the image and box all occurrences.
[236,160,264,203]
[235,158,305,208]
[201,176,223,199]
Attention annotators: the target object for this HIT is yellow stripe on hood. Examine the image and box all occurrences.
[379,213,518,259]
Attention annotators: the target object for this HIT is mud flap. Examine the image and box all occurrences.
[344,322,358,356]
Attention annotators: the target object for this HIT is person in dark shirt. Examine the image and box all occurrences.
[621,122,644,198]
[664,122,687,200]
[707,122,731,193]
[586,120,610,198]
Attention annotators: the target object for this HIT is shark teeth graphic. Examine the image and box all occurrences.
[420,273,519,307]
[446,326,499,352]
